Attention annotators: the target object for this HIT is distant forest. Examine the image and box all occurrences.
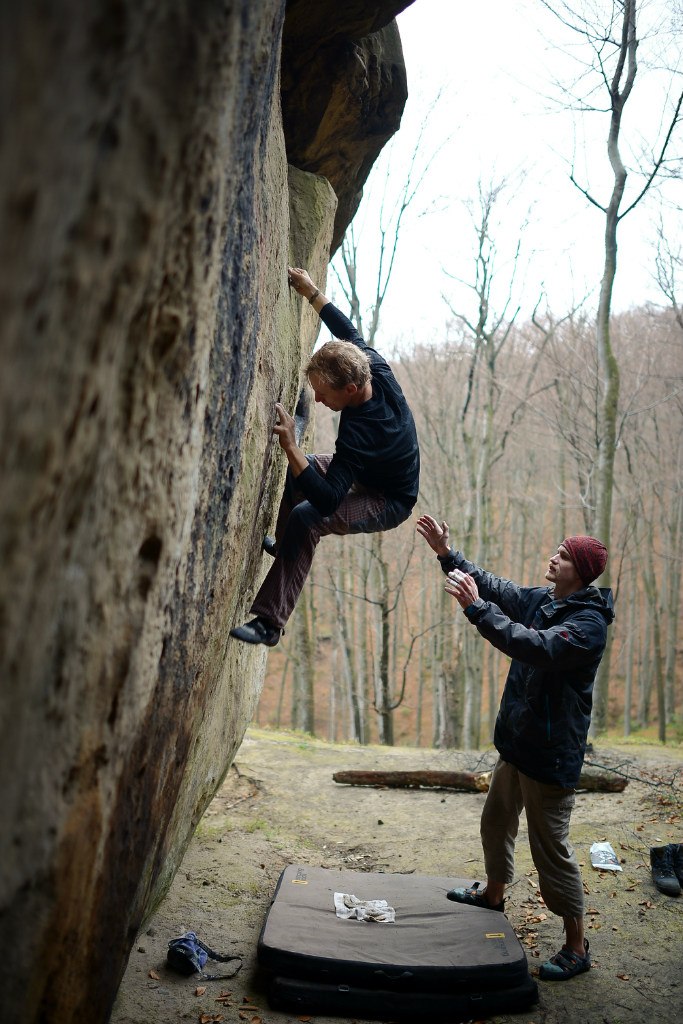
[257,0,683,750]
[256,303,683,748]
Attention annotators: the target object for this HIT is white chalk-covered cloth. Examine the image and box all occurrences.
[334,892,396,923]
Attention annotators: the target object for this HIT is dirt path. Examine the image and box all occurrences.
[112,729,683,1024]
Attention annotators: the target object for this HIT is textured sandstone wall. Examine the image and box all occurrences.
[0,1,411,1021]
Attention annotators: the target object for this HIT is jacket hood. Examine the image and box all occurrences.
[547,585,615,624]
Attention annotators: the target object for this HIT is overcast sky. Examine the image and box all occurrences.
[329,0,683,349]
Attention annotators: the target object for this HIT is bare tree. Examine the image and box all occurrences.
[318,105,447,745]
[541,0,683,732]
[437,179,554,746]
[332,105,448,345]
[655,214,683,333]
[291,572,316,733]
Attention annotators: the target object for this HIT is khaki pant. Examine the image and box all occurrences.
[481,758,584,919]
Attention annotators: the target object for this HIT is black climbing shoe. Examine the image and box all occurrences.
[230,616,282,647]
[539,939,591,981]
[263,535,277,557]
[446,881,505,912]
[650,844,681,897]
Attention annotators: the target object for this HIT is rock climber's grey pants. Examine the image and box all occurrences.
[481,758,584,920]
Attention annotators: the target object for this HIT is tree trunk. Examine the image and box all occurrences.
[641,522,666,742]
[663,487,683,722]
[333,767,628,793]
[275,654,292,730]
[637,612,653,728]
[623,582,636,736]
[641,486,669,740]
[371,533,394,745]
[330,565,362,742]
[292,583,316,733]
[415,559,428,745]
[586,1,637,732]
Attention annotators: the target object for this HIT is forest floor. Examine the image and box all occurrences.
[112,728,683,1024]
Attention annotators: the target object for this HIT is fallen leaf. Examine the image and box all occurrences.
[148,970,161,980]
[200,1015,224,1024]
[195,987,206,997]
[617,973,630,982]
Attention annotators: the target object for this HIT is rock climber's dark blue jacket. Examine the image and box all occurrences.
[437,549,614,789]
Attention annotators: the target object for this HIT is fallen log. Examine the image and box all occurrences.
[574,767,628,792]
[332,767,627,793]
[333,769,491,792]
[332,769,491,791]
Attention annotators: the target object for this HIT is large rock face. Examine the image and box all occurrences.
[0,1,412,1021]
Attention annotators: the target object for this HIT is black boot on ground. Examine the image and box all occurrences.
[650,844,681,897]
[671,842,683,887]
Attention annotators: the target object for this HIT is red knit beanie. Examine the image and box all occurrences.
[562,535,608,585]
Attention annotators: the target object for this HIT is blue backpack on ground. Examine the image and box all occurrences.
[167,931,243,980]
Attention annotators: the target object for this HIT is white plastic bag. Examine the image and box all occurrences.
[590,841,622,871]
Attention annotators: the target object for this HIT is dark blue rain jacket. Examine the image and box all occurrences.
[438,550,615,789]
